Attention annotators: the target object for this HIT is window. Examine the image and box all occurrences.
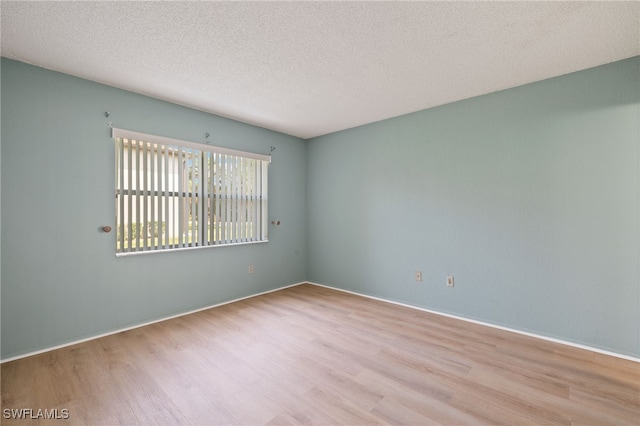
[113,128,270,255]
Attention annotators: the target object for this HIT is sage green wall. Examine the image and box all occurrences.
[307,57,640,358]
[2,57,639,360]
[1,58,307,359]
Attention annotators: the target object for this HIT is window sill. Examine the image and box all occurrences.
[115,239,269,257]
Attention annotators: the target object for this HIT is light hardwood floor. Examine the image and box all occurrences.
[2,284,639,425]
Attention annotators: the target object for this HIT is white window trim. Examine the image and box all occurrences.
[113,128,270,256]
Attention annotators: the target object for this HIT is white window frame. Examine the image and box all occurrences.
[113,128,270,256]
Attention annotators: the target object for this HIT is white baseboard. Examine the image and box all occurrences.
[0,281,306,363]
[306,281,640,363]
[4,280,638,364]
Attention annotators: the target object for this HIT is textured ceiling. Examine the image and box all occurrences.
[2,1,639,139]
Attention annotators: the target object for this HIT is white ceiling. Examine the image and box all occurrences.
[2,1,639,139]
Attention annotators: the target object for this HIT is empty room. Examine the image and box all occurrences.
[1,1,639,424]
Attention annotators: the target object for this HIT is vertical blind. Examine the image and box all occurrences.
[113,128,270,255]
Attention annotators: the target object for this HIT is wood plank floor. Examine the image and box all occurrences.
[2,283,639,425]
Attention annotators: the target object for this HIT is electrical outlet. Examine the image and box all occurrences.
[248,265,254,274]
[446,275,454,287]
[415,271,422,282]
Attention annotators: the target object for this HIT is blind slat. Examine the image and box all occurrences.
[202,152,209,245]
[241,157,246,242]
[136,140,141,251]
[117,137,125,252]
[227,156,232,243]
[143,141,148,251]
[177,149,184,248]
[157,143,162,250]
[127,138,133,252]
[162,146,170,249]
[194,151,199,246]
[150,143,156,250]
